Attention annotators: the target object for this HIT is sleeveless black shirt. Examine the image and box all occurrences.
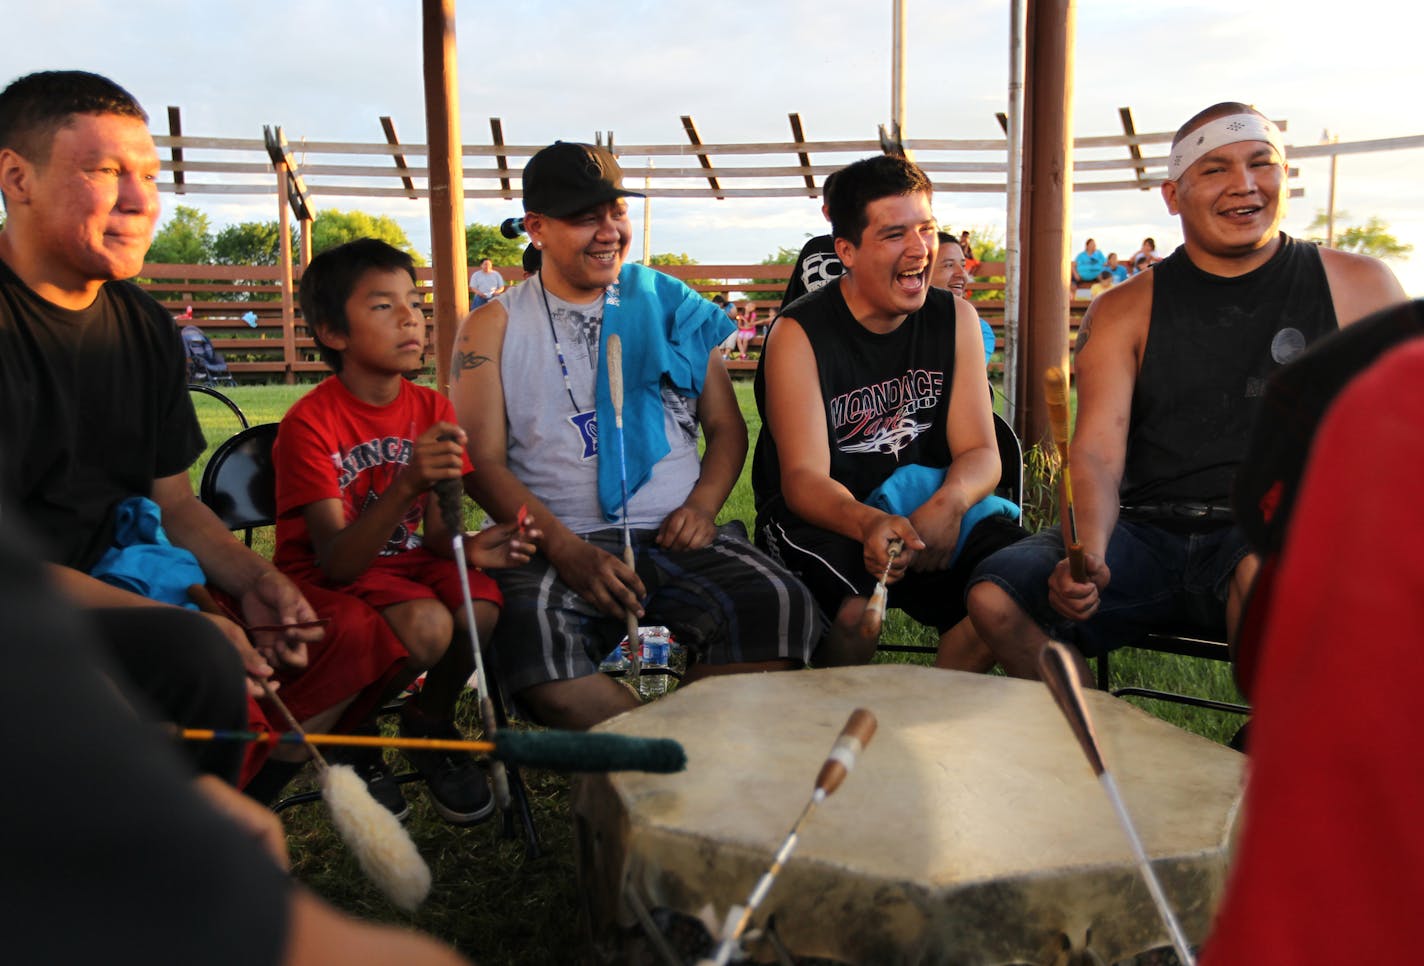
[753,281,956,521]
[1121,233,1336,506]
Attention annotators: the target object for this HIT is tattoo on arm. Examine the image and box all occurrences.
[1075,318,1092,352]
[453,351,493,380]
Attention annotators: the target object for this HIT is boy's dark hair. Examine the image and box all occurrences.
[300,238,417,373]
[821,168,841,207]
[828,155,933,247]
[0,71,147,164]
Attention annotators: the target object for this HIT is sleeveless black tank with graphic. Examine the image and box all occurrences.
[753,282,956,520]
[1121,233,1336,507]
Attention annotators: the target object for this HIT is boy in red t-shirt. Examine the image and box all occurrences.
[274,238,537,825]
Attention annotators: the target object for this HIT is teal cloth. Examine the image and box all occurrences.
[595,262,735,521]
[89,497,206,608]
[864,464,1021,566]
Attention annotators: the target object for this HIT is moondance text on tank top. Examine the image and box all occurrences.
[333,436,414,488]
[830,368,944,433]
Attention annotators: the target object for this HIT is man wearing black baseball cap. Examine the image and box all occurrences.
[449,142,820,729]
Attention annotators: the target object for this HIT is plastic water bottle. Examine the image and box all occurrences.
[598,638,630,674]
[638,626,673,700]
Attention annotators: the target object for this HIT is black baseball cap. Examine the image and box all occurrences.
[522,141,643,217]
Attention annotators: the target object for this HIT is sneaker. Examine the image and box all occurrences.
[326,740,410,822]
[399,717,495,826]
[347,747,412,822]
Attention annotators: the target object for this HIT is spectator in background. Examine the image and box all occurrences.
[1071,238,1106,294]
[1106,252,1128,284]
[932,230,995,365]
[1133,237,1162,268]
[1132,252,1151,275]
[1090,269,1116,299]
[734,302,758,360]
[468,257,506,308]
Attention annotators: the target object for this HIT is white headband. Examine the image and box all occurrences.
[1167,114,1285,181]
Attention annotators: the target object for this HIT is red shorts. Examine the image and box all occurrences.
[217,583,409,787]
[325,545,503,614]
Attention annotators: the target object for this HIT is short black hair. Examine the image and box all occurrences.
[828,155,933,247]
[821,168,841,207]
[300,238,417,373]
[0,70,147,165]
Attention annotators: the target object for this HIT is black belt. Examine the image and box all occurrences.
[1119,502,1234,523]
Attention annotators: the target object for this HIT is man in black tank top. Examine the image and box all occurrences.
[755,154,1024,669]
[965,101,1407,679]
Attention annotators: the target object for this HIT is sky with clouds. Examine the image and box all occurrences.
[9,0,1421,293]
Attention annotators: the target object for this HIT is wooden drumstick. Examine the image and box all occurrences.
[1044,366,1087,582]
[606,334,642,686]
[187,584,432,911]
[1038,641,1196,966]
[858,537,904,640]
[434,471,511,812]
[705,709,878,966]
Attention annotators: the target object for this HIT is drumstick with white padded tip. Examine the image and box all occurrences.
[606,334,642,686]
[433,468,511,812]
[704,709,878,966]
[858,536,904,641]
[188,584,431,912]
[1038,641,1196,966]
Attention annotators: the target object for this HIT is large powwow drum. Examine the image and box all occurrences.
[574,665,1243,964]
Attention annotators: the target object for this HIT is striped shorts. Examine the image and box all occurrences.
[489,524,822,696]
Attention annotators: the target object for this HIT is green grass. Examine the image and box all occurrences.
[193,381,1245,963]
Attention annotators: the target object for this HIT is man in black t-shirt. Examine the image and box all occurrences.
[964,101,1407,680]
[755,155,1021,669]
[0,512,468,966]
[0,71,406,795]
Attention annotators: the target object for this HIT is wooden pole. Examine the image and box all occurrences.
[642,159,653,264]
[891,0,906,144]
[299,217,313,268]
[1015,0,1075,446]
[422,0,469,395]
[1002,0,1026,429]
[277,167,297,386]
[1324,130,1339,248]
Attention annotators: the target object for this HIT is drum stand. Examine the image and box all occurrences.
[623,890,797,966]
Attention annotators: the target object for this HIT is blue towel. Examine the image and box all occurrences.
[595,262,735,521]
[89,496,206,608]
[864,464,1021,566]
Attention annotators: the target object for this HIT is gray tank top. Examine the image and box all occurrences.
[498,276,703,533]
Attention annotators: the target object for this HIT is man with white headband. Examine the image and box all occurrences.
[965,101,1406,680]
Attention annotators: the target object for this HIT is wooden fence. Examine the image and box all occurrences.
[139,259,1083,381]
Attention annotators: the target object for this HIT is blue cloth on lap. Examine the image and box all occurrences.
[89,496,206,608]
[864,463,1021,566]
[595,262,734,521]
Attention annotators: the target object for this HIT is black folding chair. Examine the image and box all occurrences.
[199,423,541,856]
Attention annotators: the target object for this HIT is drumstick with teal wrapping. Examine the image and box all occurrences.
[1045,366,1087,581]
[606,334,642,686]
[433,468,511,812]
[704,708,878,966]
[1038,641,1197,966]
